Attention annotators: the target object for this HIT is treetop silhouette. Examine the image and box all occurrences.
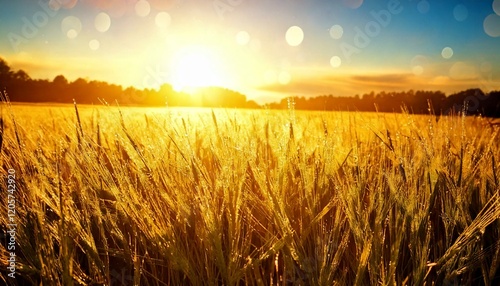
[0,57,499,116]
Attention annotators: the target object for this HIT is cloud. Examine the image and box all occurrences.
[258,75,358,97]
[257,70,500,98]
[449,62,478,80]
[348,74,413,88]
[258,71,417,96]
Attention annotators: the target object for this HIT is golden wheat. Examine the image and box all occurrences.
[0,103,499,285]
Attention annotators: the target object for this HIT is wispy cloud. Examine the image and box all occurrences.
[258,70,500,99]
[258,75,358,97]
[348,73,413,88]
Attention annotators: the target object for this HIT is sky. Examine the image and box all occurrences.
[0,0,499,103]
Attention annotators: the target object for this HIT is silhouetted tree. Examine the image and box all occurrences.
[1,56,500,115]
[0,59,13,90]
[53,75,68,86]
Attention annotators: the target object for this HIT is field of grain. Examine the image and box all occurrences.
[1,103,499,285]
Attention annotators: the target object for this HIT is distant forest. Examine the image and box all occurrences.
[1,58,500,117]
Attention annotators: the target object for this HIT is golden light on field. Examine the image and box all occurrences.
[1,0,499,101]
[169,45,229,92]
[2,0,500,283]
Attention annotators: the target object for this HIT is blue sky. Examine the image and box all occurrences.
[0,0,499,102]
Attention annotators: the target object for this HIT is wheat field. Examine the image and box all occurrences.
[1,102,499,285]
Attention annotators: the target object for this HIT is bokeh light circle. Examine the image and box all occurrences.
[95,12,111,33]
[441,47,454,59]
[155,12,171,28]
[494,0,500,16]
[286,26,304,47]
[329,25,344,40]
[61,16,82,39]
[48,0,61,11]
[417,0,430,14]
[89,39,100,51]
[236,31,250,45]
[484,14,500,37]
[67,29,77,39]
[330,56,342,68]
[453,5,468,22]
[411,55,428,75]
[135,0,151,17]
[412,66,424,75]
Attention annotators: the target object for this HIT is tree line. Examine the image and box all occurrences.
[0,58,258,108]
[268,89,500,117]
[1,57,499,117]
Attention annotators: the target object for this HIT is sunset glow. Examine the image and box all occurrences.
[169,46,228,92]
[0,0,499,102]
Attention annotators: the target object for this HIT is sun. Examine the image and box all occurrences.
[169,45,227,92]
